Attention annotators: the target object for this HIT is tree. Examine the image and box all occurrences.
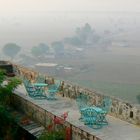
[31,43,50,58]
[51,41,64,55]
[39,43,49,53]
[64,23,100,47]
[2,43,21,60]
[75,23,93,44]
[19,54,36,66]
[31,46,43,58]
[64,36,82,46]
[0,69,22,105]
[0,69,21,139]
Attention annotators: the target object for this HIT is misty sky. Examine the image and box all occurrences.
[0,0,140,50]
[0,0,140,13]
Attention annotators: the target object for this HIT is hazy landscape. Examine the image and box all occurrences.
[1,11,140,104]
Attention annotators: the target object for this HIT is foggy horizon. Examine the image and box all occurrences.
[0,0,140,12]
[0,0,140,104]
[0,11,140,49]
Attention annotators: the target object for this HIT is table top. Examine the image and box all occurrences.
[33,83,48,87]
[48,89,58,93]
[81,106,104,113]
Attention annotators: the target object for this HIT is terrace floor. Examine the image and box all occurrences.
[15,85,140,140]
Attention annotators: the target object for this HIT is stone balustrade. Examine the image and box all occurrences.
[12,62,140,126]
[11,93,101,140]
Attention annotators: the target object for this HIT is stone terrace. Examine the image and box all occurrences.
[14,84,140,140]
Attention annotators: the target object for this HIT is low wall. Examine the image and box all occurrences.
[12,63,140,126]
[11,94,101,140]
[61,82,140,126]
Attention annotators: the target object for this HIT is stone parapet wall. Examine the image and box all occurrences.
[61,82,140,126]
[11,94,101,140]
[12,63,140,126]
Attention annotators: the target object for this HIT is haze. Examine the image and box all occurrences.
[0,0,140,13]
[0,0,140,104]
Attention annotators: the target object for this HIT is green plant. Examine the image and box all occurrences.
[0,69,22,105]
[39,129,65,140]
[2,43,21,60]
[0,105,19,139]
[39,111,71,140]
[0,69,22,139]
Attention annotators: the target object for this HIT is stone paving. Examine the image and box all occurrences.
[15,85,140,140]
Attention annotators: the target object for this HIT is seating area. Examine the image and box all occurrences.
[47,83,60,100]
[23,74,112,130]
[22,75,60,100]
[14,84,140,140]
[2,62,140,139]
[76,93,112,129]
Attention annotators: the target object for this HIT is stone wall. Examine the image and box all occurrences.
[61,82,140,126]
[11,94,101,140]
[12,63,140,126]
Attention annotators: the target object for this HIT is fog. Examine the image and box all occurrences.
[0,9,140,104]
[0,11,140,48]
[0,0,140,12]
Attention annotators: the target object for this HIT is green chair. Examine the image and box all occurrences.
[76,93,91,121]
[23,79,47,99]
[98,97,112,125]
[82,108,102,129]
[36,74,45,83]
[47,83,60,100]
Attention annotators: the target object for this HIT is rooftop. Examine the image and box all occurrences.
[35,63,58,67]
[15,84,140,140]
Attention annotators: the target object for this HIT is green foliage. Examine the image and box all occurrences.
[2,43,21,59]
[31,46,43,57]
[76,23,93,40]
[0,105,18,139]
[64,23,100,47]
[31,43,50,58]
[0,69,6,85]
[0,69,22,105]
[39,43,50,52]
[51,41,64,54]
[6,77,22,93]
[64,36,82,46]
[39,129,65,140]
[0,69,21,139]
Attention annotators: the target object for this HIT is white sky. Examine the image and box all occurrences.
[0,0,140,13]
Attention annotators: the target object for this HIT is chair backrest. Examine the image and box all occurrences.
[23,79,35,95]
[48,83,60,91]
[23,79,30,87]
[76,93,90,110]
[101,97,112,113]
[83,108,98,118]
[34,86,45,95]
[36,75,45,83]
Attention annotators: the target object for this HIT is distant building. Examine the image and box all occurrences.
[56,65,73,76]
[64,67,73,73]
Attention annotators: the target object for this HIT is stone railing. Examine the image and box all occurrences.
[61,81,140,126]
[12,62,140,126]
[11,93,101,140]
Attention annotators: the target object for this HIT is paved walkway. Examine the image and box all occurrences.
[15,85,140,140]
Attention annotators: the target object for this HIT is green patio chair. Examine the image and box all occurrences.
[36,74,45,83]
[98,97,112,125]
[82,108,102,129]
[47,83,60,100]
[76,93,91,121]
[23,79,47,99]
